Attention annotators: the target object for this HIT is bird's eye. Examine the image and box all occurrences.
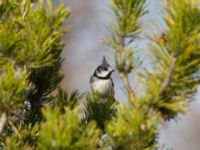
[97,66,103,72]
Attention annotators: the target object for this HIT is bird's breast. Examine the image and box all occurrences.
[91,79,114,96]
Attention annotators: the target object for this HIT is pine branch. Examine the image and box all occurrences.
[144,0,200,119]
[160,52,177,94]
[119,72,136,103]
[118,29,136,103]
[105,0,147,104]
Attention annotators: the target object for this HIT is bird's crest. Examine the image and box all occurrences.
[101,56,108,67]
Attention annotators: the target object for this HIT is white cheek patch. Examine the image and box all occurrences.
[97,70,109,78]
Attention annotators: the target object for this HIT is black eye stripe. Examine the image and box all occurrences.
[104,67,108,71]
[97,65,110,72]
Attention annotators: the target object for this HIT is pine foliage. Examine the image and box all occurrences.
[104,0,200,149]
[143,0,200,120]
[38,107,100,150]
[0,63,28,112]
[3,123,39,150]
[0,0,199,149]
[52,87,80,111]
[106,104,160,150]
[82,93,117,130]
[0,0,70,121]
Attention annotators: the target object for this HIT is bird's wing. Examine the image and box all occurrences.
[90,76,95,84]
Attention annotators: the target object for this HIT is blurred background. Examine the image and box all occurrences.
[55,0,200,149]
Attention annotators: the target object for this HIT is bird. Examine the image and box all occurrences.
[90,56,115,98]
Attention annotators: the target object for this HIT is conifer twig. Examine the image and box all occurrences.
[119,68,136,103]
[108,0,147,104]
[0,113,6,134]
[160,52,178,94]
[118,25,136,104]
[8,120,21,138]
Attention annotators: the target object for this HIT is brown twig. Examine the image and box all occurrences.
[114,6,136,104]
[119,72,136,103]
[0,113,7,134]
[118,33,136,103]
[160,52,178,94]
[8,120,21,138]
